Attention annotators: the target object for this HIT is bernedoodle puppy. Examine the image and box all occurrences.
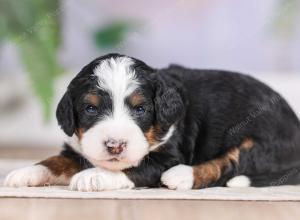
[5,53,300,191]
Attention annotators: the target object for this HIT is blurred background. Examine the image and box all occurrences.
[0,0,299,162]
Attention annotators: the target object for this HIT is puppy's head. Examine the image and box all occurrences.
[57,54,184,171]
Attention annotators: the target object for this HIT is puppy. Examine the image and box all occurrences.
[5,53,300,191]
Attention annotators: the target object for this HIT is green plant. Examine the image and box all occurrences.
[273,0,299,37]
[0,0,62,120]
[93,20,139,49]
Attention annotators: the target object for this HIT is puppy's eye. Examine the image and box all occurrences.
[85,105,98,114]
[134,105,145,114]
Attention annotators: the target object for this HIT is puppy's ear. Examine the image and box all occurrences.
[56,91,75,136]
[153,74,184,127]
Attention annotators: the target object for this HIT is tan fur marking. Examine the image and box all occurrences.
[144,125,160,146]
[193,148,240,188]
[240,138,254,151]
[39,155,81,178]
[129,92,145,106]
[227,148,240,162]
[84,94,101,106]
[76,128,85,140]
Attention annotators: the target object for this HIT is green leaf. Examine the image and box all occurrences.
[93,21,133,49]
[272,0,299,37]
[0,0,62,121]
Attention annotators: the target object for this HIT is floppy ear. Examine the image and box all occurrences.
[56,91,75,136]
[153,74,184,127]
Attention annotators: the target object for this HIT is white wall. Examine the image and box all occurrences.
[59,0,300,73]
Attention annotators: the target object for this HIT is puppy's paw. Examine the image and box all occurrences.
[226,175,251,188]
[4,165,53,187]
[69,168,134,191]
[161,164,194,190]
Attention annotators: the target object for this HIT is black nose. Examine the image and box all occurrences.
[104,138,127,155]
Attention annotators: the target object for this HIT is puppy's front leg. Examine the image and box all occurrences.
[161,147,241,189]
[69,168,134,191]
[4,155,81,187]
[70,151,180,191]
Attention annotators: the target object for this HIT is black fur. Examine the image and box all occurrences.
[56,91,75,136]
[153,73,185,128]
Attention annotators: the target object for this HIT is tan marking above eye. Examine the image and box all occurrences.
[84,94,101,106]
[128,92,145,106]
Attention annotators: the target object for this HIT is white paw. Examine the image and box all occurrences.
[69,168,134,191]
[4,165,53,187]
[161,164,194,190]
[226,175,251,187]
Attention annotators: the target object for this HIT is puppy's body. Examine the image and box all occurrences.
[5,54,300,190]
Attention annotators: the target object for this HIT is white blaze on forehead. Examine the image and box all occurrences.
[79,56,149,171]
[94,56,139,118]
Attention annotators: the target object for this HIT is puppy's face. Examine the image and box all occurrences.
[57,54,184,171]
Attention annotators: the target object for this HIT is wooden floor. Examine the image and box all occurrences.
[1,147,300,220]
[1,198,299,220]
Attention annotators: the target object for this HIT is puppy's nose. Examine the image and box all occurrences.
[104,138,127,155]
